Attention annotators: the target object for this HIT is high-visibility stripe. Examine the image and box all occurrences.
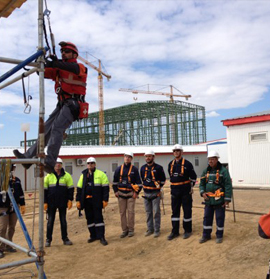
[102,184,109,187]
[183,218,192,222]
[49,184,57,187]
[95,223,105,227]
[143,185,158,190]
[93,183,102,187]
[171,217,180,221]
[217,226,224,231]
[171,180,190,186]
[118,187,132,191]
[203,225,212,229]
[87,223,95,228]
[19,195,24,199]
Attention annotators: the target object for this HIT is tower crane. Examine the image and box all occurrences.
[119,85,191,102]
[78,55,111,145]
[119,85,191,144]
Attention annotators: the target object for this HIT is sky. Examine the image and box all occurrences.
[0,0,270,146]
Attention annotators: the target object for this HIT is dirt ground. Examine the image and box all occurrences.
[0,185,270,279]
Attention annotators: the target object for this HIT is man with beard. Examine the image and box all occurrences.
[13,41,87,173]
[140,150,166,238]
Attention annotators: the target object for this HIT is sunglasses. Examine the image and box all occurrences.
[87,162,95,165]
[60,49,72,54]
[173,149,181,152]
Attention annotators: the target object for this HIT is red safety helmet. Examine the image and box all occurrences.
[59,41,78,55]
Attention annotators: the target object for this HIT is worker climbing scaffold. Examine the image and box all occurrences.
[13,41,88,173]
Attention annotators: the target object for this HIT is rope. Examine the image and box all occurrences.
[43,0,56,57]
[0,159,12,192]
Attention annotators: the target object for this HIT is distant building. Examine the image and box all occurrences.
[0,145,207,191]
[23,100,206,147]
[222,110,270,188]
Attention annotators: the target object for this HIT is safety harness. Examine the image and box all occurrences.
[170,158,185,177]
[169,158,190,186]
[143,165,160,190]
[202,163,224,198]
[118,164,139,192]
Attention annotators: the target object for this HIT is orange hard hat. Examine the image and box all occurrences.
[59,41,78,55]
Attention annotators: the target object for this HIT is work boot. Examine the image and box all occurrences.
[120,231,128,238]
[154,231,160,238]
[145,230,154,237]
[45,240,51,247]
[0,250,4,258]
[128,231,134,237]
[63,239,73,245]
[100,237,108,246]
[87,237,97,243]
[199,236,211,244]
[183,232,192,239]
[6,246,17,253]
[13,149,32,169]
[216,238,223,244]
[167,232,179,241]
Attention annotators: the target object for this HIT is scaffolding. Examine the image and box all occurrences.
[0,0,46,278]
[58,100,206,146]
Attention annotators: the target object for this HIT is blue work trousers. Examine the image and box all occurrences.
[202,204,225,239]
[171,191,193,235]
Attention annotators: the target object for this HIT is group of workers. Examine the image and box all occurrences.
[0,143,232,259]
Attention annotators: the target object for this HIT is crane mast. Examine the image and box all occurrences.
[78,55,111,145]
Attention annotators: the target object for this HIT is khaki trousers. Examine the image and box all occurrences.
[0,208,18,250]
[118,195,136,232]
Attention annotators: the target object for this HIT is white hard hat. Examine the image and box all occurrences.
[144,150,155,156]
[207,150,220,158]
[87,157,96,163]
[56,158,63,164]
[124,151,133,158]
[172,144,183,151]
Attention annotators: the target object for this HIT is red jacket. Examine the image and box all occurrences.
[45,58,87,96]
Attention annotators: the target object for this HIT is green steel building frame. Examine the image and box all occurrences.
[64,100,206,146]
[23,101,206,147]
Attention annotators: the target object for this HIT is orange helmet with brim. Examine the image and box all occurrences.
[59,41,78,55]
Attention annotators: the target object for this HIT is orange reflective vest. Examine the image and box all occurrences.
[45,59,87,96]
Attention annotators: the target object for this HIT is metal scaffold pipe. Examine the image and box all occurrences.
[0,57,39,67]
[0,237,37,258]
[0,47,48,83]
[38,0,46,277]
[0,67,39,90]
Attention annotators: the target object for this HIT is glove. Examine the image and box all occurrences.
[131,184,140,192]
[67,200,72,210]
[44,203,48,211]
[49,54,58,61]
[76,201,81,210]
[103,201,108,208]
[20,205,26,215]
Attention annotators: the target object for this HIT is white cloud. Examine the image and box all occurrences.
[206,111,220,118]
[0,124,4,129]
[1,0,270,144]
